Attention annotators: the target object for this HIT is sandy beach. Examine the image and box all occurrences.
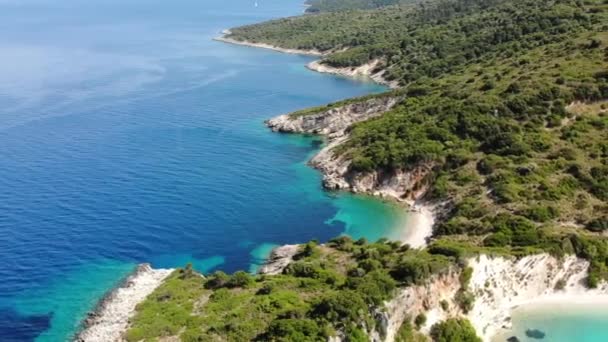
[491,296,608,341]
[400,204,434,248]
[466,254,608,341]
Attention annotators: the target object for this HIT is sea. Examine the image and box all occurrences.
[494,302,608,342]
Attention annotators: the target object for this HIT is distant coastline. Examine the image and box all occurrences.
[213,30,325,56]
[215,30,399,89]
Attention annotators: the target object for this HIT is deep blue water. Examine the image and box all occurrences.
[0,0,407,340]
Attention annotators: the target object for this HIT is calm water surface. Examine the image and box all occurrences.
[495,303,608,342]
[0,0,406,340]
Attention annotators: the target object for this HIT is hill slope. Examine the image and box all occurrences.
[120,0,608,341]
[228,0,608,281]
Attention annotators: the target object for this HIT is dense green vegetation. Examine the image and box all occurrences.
[231,0,608,285]
[304,0,421,13]
[127,238,470,341]
[430,319,481,342]
[130,0,608,340]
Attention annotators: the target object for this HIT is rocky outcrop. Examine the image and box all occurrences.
[75,264,173,342]
[307,59,399,89]
[266,95,434,203]
[258,244,300,275]
[310,142,433,203]
[266,95,401,138]
[380,271,462,342]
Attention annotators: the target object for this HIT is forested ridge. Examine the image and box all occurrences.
[229,0,608,284]
[126,0,608,340]
[304,0,422,13]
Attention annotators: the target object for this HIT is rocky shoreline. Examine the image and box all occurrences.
[215,30,398,89]
[213,30,325,56]
[306,59,399,89]
[258,244,300,275]
[74,264,173,342]
[266,95,437,248]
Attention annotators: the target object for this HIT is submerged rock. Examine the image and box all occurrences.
[525,328,546,339]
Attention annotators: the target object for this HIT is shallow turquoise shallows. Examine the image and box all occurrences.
[0,0,404,340]
[494,303,608,342]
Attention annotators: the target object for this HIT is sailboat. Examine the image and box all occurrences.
[254,1,258,7]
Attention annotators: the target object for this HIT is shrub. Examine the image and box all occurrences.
[430,318,482,342]
[226,271,255,288]
[459,267,473,289]
[391,255,450,285]
[414,313,427,329]
[205,271,230,289]
[455,290,475,313]
[554,279,566,291]
[346,270,396,305]
[586,217,608,232]
[311,291,368,324]
[522,205,559,222]
[264,319,324,341]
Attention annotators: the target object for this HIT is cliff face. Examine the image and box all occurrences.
[379,254,608,342]
[266,96,400,138]
[379,271,462,342]
[466,254,608,341]
[266,96,433,204]
[306,59,400,89]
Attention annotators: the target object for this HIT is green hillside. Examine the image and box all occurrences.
[229,0,608,282]
[304,0,421,13]
[128,0,608,340]
[127,239,470,341]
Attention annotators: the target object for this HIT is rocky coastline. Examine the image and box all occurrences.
[266,95,437,248]
[306,59,400,89]
[213,30,325,56]
[215,30,398,89]
[257,244,300,275]
[74,264,173,342]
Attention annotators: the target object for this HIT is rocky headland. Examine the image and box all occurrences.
[75,264,173,342]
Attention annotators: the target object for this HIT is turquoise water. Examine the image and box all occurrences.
[0,0,407,340]
[494,303,608,342]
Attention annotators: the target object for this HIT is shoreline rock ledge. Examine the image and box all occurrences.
[74,263,173,342]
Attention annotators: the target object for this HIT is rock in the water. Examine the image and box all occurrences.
[525,328,546,339]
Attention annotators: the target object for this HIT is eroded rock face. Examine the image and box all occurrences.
[381,271,462,342]
[310,142,433,203]
[266,96,401,138]
[266,96,433,203]
[466,254,608,341]
[306,59,400,89]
